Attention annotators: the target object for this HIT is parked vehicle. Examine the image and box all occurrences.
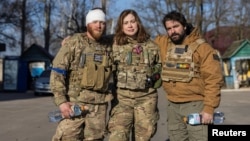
[34,69,52,96]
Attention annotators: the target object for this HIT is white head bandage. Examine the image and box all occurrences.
[86,9,106,26]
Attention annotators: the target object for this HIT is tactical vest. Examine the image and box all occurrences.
[114,41,159,90]
[69,35,112,92]
[161,38,205,82]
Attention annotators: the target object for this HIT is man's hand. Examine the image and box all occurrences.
[59,102,74,119]
[200,111,213,124]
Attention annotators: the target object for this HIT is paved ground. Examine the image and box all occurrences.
[0,87,250,141]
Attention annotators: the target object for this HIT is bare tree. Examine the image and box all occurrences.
[130,0,203,36]
[213,0,233,38]
[233,0,250,40]
[0,1,22,54]
[43,0,51,52]
[1,0,250,57]
[20,0,26,54]
[195,0,203,33]
[102,0,106,13]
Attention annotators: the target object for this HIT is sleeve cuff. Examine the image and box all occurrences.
[203,105,214,115]
[54,96,67,106]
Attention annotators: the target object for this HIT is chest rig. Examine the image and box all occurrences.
[161,39,205,82]
[69,36,112,92]
[114,41,159,90]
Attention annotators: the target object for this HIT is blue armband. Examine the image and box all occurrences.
[51,67,67,76]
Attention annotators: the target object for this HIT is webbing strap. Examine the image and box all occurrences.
[189,38,205,52]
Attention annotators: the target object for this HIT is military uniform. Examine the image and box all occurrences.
[50,33,113,141]
[155,28,224,141]
[108,38,161,141]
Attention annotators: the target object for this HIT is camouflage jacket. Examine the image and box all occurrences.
[50,33,113,106]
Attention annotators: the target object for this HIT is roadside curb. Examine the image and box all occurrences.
[221,88,250,92]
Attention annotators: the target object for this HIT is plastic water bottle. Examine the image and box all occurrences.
[183,113,202,125]
[48,104,86,122]
[183,111,225,125]
[213,111,225,124]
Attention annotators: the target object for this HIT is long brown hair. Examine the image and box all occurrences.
[115,9,150,45]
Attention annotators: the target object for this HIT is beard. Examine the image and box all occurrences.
[87,25,104,40]
[170,31,186,45]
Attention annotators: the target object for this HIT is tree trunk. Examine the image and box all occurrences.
[21,0,26,54]
[44,0,51,52]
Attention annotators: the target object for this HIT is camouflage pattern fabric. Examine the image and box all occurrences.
[155,27,224,141]
[112,38,162,91]
[155,28,224,114]
[50,33,113,106]
[108,88,159,141]
[50,33,113,141]
[108,38,160,141]
[52,103,107,141]
[162,38,205,82]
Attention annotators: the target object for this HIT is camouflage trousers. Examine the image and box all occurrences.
[108,89,159,141]
[52,103,108,141]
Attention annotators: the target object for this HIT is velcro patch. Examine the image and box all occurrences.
[175,47,185,54]
[94,54,102,62]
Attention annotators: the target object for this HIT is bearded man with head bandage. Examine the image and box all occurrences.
[50,8,114,141]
